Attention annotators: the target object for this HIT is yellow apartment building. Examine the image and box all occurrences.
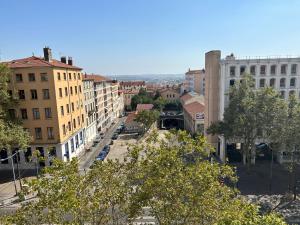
[3,47,86,167]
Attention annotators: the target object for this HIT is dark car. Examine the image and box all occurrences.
[96,151,106,161]
[103,145,110,153]
[112,133,118,140]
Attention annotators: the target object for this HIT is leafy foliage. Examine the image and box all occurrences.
[134,109,160,132]
[0,130,286,224]
[0,63,30,149]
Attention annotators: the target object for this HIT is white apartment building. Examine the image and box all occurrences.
[205,50,300,163]
[83,77,97,144]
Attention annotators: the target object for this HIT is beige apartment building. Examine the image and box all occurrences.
[2,47,86,168]
[119,81,146,107]
[183,69,205,95]
[159,87,180,102]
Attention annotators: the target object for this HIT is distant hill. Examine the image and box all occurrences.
[108,74,184,84]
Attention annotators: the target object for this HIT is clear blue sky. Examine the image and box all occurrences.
[1,0,300,75]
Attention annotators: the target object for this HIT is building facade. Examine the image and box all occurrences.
[83,77,97,144]
[183,101,205,135]
[3,47,86,168]
[159,87,180,102]
[184,69,205,95]
[119,81,146,107]
[205,50,300,163]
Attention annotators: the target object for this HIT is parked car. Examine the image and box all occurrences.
[103,145,110,153]
[109,140,114,145]
[95,151,106,161]
[112,133,118,140]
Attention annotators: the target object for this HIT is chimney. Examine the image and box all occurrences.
[61,56,67,64]
[43,47,52,62]
[67,57,73,66]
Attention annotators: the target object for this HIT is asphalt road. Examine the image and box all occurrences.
[78,117,127,170]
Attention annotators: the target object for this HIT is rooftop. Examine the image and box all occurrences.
[83,74,111,82]
[183,101,205,120]
[5,56,82,70]
[136,104,154,112]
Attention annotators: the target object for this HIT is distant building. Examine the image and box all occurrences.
[119,81,146,107]
[159,87,180,101]
[136,104,154,112]
[184,69,205,95]
[180,91,205,106]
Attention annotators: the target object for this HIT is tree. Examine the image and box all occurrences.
[134,109,160,132]
[0,63,30,150]
[208,74,286,167]
[153,96,166,112]
[0,131,286,224]
[125,130,286,224]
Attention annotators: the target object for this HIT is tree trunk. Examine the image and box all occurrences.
[250,145,256,165]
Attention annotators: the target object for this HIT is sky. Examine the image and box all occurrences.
[1,0,300,75]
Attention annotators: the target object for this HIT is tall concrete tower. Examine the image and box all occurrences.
[204,50,222,156]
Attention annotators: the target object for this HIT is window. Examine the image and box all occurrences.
[43,89,50,99]
[8,109,16,119]
[271,65,276,75]
[77,116,80,125]
[59,88,62,97]
[78,73,81,79]
[75,135,79,148]
[65,87,68,96]
[259,79,265,88]
[20,109,28,119]
[69,73,72,80]
[73,73,76,80]
[61,106,64,116]
[71,138,75,152]
[57,72,61,80]
[47,127,54,139]
[18,90,25,100]
[71,103,74,112]
[229,79,235,86]
[16,74,23,82]
[73,119,76,129]
[68,121,71,131]
[70,87,73,95]
[30,89,38,99]
[79,85,82,93]
[40,73,48,81]
[82,114,84,123]
[290,78,296,87]
[250,66,256,75]
[280,91,285,98]
[75,86,78,94]
[35,128,42,139]
[63,125,66,135]
[281,64,287,75]
[240,66,246,75]
[270,78,276,87]
[45,108,52,119]
[230,66,235,76]
[289,90,295,97]
[63,73,67,80]
[280,78,286,88]
[32,108,40,119]
[28,73,35,81]
[291,64,297,75]
[66,104,70,113]
[260,65,266,75]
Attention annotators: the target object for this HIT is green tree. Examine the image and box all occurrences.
[134,109,160,133]
[208,74,286,167]
[125,130,286,225]
[0,63,30,150]
[153,96,166,112]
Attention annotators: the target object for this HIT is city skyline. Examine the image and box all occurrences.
[1,0,300,75]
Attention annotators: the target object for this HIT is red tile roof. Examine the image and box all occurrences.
[5,56,82,70]
[183,101,205,120]
[122,90,139,94]
[136,104,154,112]
[120,81,145,86]
[180,93,193,102]
[125,112,137,123]
[83,74,111,82]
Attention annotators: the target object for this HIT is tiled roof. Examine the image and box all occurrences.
[125,112,137,123]
[5,56,82,70]
[122,90,139,94]
[180,93,194,102]
[120,81,145,86]
[136,104,154,112]
[183,101,205,120]
[83,74,111,82]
